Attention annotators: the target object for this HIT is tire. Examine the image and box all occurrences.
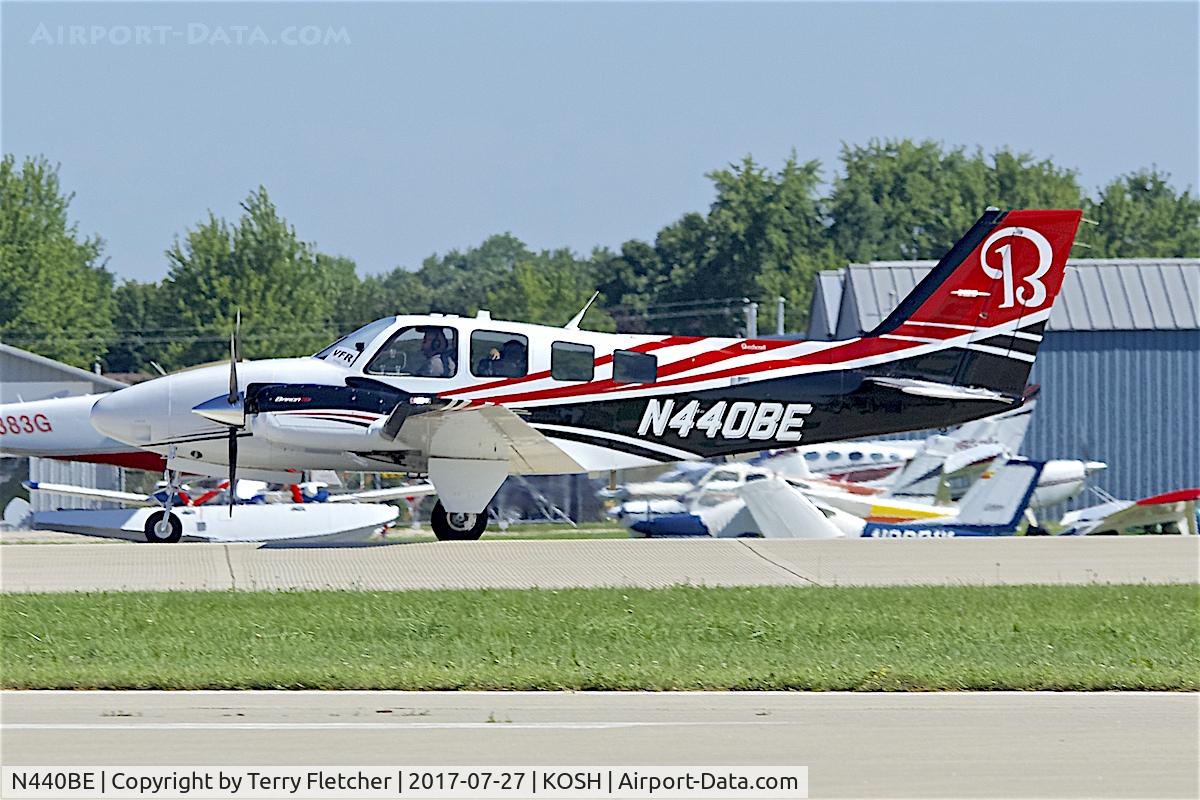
[144,510,183,543]
[430,501,487,541]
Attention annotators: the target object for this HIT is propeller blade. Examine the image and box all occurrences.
[228,309,242,404]
[228,428,238,517]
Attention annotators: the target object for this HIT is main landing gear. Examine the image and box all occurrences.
[430,501,488,541]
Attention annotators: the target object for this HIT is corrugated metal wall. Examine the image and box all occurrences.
[28,457,125,511]
[1025,330,1200,503]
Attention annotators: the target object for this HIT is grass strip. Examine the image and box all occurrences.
[2,584,1197,690]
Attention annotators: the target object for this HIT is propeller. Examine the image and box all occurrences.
[227,311,241,516]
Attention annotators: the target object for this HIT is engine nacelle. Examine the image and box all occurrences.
[251,411,403,452]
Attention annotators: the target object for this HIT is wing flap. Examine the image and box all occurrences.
[400,404,586,475]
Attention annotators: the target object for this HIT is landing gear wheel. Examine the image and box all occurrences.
[144,510,183,543]
[430,501,487,541]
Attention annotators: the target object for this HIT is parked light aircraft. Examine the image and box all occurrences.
[860,459,1046,537]
[626,458,1047,539]
[626,469,863,539]
[12,209,1082,540]
[0,393,165,471]
[20,478,432,543]
[1058,488,1199,536]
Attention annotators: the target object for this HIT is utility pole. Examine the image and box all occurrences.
[776,296,786,335]
[743,298,758,338]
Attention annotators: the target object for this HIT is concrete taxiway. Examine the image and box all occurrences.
[2,536,1197,593]
[3,690,1196,798]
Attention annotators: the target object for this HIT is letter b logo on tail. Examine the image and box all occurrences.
[980,226,1053,309]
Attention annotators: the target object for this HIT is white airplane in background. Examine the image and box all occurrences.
[0,393,166,471]
[4,209,1084,541]
[1059,488,1199,536]
[19,477,434,543]
[627,458,1050,539]
[785,390,1106,508]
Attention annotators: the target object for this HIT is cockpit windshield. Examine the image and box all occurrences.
[313,317,395,366]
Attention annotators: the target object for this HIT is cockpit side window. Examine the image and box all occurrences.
[551,341,595,382]
[471,330,528,378]
[366,326,459,378]
[314,318,395,366]
[613,350,657,384]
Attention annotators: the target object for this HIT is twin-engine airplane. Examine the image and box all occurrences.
[54,209,1081,540]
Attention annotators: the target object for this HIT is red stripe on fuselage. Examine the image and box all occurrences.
[50,452,168,471]
[477,334,920,405]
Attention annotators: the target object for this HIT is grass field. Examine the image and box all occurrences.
[2,584,1197,691]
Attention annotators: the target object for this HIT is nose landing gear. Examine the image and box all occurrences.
[146,449,184,543]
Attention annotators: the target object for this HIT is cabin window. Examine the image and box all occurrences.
[551,341,595,382]
[366,325,458,378]
[871,453,884,462]
[849,451,864,461]
[804,451,819,461]
[612,350,657,384]
[471,330,528,378]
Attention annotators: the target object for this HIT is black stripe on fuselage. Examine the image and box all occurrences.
[143,430,252,448]
[524,366,1019,460]
[538,429,682,463]
[973,334,1041,358]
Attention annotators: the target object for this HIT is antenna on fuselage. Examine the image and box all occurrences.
[564,291,600,331]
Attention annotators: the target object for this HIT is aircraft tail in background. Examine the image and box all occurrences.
[863,459,1046,538]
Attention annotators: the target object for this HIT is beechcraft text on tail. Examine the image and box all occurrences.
[77,208,1082,540]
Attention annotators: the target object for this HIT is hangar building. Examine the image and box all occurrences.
[0,343,129,512]
[805,258,1200,505]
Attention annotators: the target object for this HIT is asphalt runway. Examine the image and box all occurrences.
[3,690,1196,798]
[2,536,1196,592]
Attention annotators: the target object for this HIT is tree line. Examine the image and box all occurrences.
[1,140,1197,373]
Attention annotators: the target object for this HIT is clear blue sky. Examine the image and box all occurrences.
[3,2,1197,282]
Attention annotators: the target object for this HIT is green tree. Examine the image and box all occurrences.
[828,139,1084,262]
[415,234,531,315]
[158,187,341,369]
[486,248,615,330]
[612,155,834,334]
[593,240,668,332]
[1086,169,1200,257]
[0,154,114,367]
[105,280,165,374]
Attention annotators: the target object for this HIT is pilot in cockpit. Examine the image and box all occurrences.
[418,328,455,377]
[495,339,526,377]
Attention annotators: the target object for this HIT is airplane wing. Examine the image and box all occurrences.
[324,484,437,503]
[738,476,844,539]
[22,481,157,507]
[1062,489,1199,536]
[398,404,586,475]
